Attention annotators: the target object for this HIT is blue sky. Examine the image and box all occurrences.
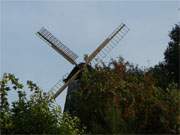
[1,0,179,109]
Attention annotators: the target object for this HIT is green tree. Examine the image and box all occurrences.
[67,59,180,134]
[150,24,180,88]
[164,24,180,86]
[0,73,84,134]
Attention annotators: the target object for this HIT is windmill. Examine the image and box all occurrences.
[36,23,129,110]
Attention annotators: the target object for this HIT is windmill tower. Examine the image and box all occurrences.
[36,23,129,112]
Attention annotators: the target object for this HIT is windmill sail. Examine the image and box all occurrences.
[53,69,82,99]
[86,23,129,64]
[37,27,78,65]
[53,23,129,99]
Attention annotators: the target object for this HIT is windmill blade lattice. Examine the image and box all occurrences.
[53,69,82,99]
[47,79,64,98]
[92,23,129,63]
[37,27,78,65]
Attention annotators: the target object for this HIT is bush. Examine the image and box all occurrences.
[0,73,84,134]
[67,60,180,134]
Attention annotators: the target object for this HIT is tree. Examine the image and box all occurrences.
[164,24,180,86]
[0,73,84,134]
[67,59,180,134]
[149,24,180,89]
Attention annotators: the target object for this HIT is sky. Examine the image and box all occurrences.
[1,0,179,109]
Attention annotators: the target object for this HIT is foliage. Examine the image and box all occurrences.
[164,24,179,86]
[0,73,84,134]
[67,59,180,134]
[150,24,180,88]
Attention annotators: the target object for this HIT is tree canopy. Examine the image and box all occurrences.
[150,24,180,88]
[67,59,179,134]
[0,73,85,134]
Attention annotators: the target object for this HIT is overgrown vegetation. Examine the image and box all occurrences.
[69,59,179,134]
[0,73,85,134]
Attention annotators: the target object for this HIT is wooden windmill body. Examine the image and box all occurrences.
[36,23,129,112]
